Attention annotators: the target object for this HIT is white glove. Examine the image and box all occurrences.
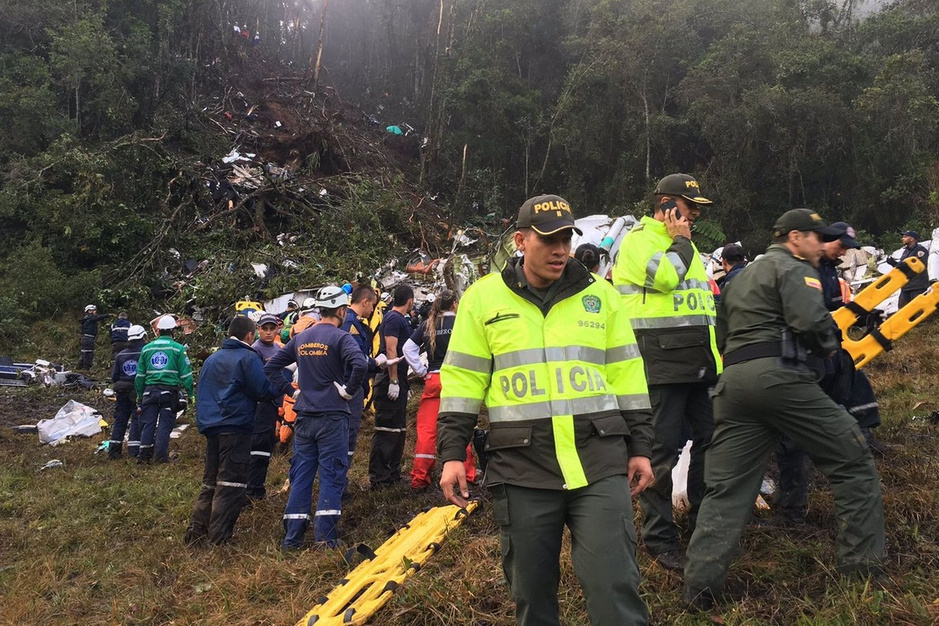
[333,381,353,400]
[387,380,400,401]
[374,354,403,369]
[292,389,301,399]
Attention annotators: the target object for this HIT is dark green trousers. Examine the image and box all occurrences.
[490,475,649,626]
[684,358,885,603]
[639,382,713,555]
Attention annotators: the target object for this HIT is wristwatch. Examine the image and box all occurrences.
[390,379,399,384]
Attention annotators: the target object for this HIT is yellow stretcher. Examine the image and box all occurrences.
[295,500,480,626]
[834,257,939,368]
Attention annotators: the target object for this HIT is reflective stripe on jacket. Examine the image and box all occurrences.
[438,258,653,491]
[612,216,722,385]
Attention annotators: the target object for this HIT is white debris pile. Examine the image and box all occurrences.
[37,400,103,445]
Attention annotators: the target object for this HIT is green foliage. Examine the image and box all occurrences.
[691,219,727,252]
[0,240,100,351]
[0,0,938,356]
[0,54,63,158]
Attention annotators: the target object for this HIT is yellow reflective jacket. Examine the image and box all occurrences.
[612,216,722,385]
[438,258,653,490]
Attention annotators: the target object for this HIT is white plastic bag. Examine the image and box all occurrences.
[37,400,102,445]
[671,440,693,511]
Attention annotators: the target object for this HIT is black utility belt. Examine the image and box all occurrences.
[723,343,783,367]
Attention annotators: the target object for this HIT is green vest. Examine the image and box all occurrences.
[135,336,194,398]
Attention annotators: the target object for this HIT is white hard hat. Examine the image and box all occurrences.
[301,297,318,312]
[127,325,147,340]
[313,285,349,308]
[156,315,177,330]
[84,304,97,312]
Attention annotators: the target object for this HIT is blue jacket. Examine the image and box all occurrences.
[196,338,277,436]
[111,339,145,392]
[110,318,132,342]
[265,321,367,415]
[900,243,930,294]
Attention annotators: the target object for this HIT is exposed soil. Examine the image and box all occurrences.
[0,387,112,430]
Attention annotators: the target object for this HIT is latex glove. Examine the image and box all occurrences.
[387,380,400,401]
[374,354,403,369]
[292,388,301,400]
[333,381,353,400]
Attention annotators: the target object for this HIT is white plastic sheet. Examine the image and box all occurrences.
[37,400,102,445]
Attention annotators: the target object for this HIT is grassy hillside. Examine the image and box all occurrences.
[1,323,938,625]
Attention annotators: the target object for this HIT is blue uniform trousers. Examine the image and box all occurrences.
[348,386,366,461]
[108,390,140,458]
[282,412,349,548]
[138,385,178,462]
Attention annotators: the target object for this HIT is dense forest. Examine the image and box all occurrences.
[1,0,937,351]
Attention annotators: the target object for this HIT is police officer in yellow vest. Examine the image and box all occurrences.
[612,173,721,571]
[438,195,655,626]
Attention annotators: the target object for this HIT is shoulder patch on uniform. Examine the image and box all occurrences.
[349,325,360,335]
[582,294,601,313]
[917,250,925,257]
[804,277,822,290]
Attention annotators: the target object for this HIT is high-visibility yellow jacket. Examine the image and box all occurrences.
[437,258,653,490]
[612,216,722,385]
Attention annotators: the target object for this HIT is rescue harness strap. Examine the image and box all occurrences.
[866,327,894,352]
[897,263,918,281]
[843,301,869,317]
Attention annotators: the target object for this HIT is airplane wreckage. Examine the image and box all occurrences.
[259,215,939,318]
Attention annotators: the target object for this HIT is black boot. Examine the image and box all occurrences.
[861,427,891,457]
[108,442,122,460]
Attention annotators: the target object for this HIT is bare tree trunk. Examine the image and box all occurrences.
[524,138,530,197]
[313,0,330,87]
[641,86,651,183]
[421,0,446,184]
[451,143,468,219]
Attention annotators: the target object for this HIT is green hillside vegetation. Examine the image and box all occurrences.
[1,0,938,353]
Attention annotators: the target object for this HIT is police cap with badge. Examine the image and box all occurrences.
[517,194,583,235]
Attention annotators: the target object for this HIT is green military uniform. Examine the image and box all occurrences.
[612,174,721,562]
[683,214,885,608]
[438,195,654,626]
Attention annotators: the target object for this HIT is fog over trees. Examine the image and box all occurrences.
[0,0,936,335]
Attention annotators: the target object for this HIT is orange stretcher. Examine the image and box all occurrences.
[833,257,939,368]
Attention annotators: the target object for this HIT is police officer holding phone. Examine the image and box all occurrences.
[612,174,721,572]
